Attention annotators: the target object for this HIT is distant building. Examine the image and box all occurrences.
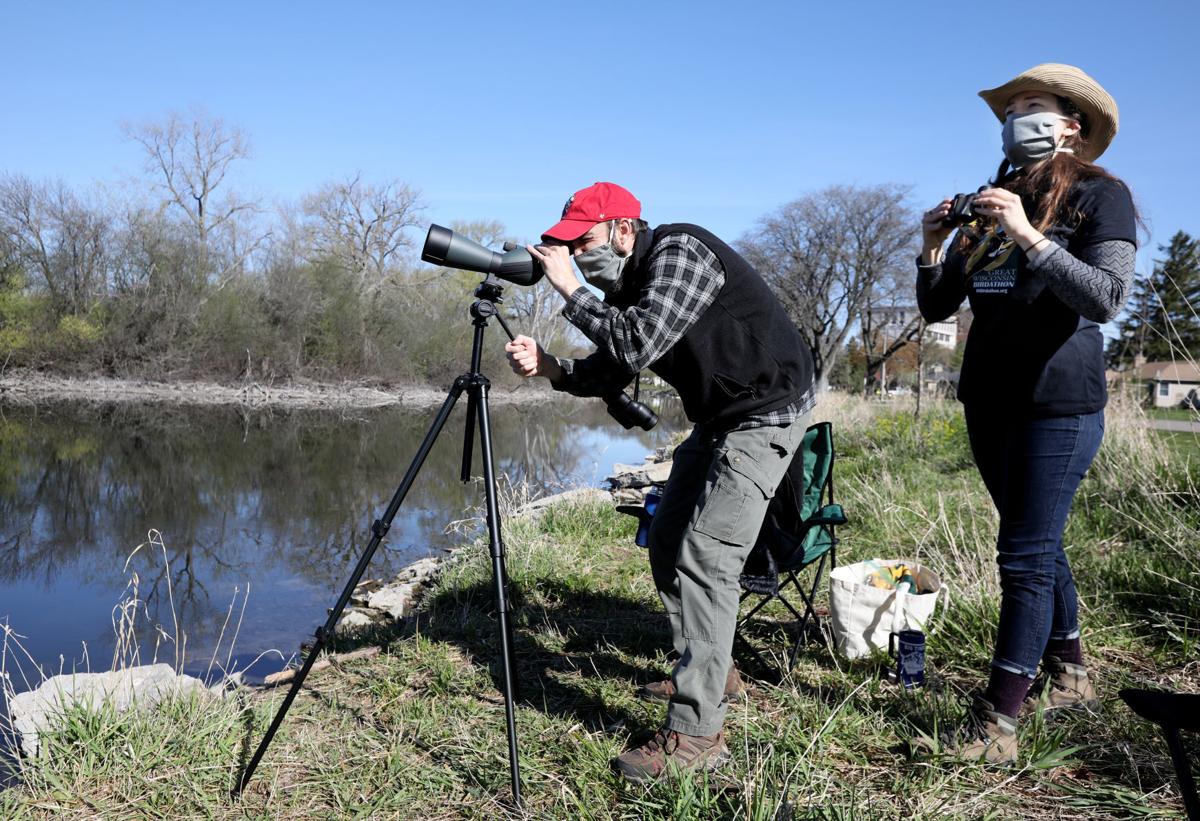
[925,318,957,349]
[873,306,958,350]
[922,362,960,397]
[1135,360,1200,408]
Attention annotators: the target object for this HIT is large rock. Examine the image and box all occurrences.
[516,487,610,517]
[400,557,441,583]
[8,664,211,757]
[333,607,377,634]
[607,460,673,490]
[350,577,385,607]
[367,583,416,619]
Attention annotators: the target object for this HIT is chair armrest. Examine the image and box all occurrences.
[1121,688,1200,731]
[807,504,847,527]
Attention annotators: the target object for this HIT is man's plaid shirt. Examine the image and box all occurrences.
[552,231,814,430]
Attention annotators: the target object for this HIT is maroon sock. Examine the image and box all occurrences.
[1044,637,1084,666]
[984,668,1033,719]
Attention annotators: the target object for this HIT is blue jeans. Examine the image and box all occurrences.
[964,406,1104,678]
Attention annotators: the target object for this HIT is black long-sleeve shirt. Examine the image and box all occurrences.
[916,176,1137,415]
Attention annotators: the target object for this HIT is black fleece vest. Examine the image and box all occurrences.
[607,223,813,428]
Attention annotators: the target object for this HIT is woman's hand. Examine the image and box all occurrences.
[970,188,1042,249]
[921,199,955,264]
[526,243,580,299]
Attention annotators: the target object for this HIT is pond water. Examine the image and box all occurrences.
[0,393,685,702]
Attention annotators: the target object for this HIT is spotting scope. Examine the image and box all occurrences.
[422,224,544,286]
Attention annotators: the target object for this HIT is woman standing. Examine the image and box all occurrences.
[916,64,1138,762]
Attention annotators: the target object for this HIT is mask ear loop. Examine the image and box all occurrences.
[610,219,633,259]
[1055,114,1081,155]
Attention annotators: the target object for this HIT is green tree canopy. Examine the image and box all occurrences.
[1110,230,1200,366]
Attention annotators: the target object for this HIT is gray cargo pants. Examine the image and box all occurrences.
[647,414,809,736]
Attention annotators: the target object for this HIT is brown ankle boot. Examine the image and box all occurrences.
[1021,656,1099,717]
[612,727,730,783]
[638,664,748,703]
[912,696,1018,764]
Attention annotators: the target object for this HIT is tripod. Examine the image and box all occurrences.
[234,276,524,806]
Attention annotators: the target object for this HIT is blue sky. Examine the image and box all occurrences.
[2,0,1196,280]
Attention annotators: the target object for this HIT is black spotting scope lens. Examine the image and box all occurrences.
[421,224,544,287]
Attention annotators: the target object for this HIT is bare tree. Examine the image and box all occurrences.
[859,275,924,397]
[0,222,17,288]
[0,174,111,315]
[124,110,258,280]
[738,184,919,391]
[914,321,927,419]
[301,173,423,293]
[446,219,507,252]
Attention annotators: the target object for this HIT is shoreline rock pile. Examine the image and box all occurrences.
[606,447,673,508]
[333,556,443,634]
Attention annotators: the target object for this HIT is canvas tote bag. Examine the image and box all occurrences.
[828,558,949,659]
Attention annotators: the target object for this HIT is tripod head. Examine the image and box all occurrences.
[471,277,513,340]
[474,276,506,304]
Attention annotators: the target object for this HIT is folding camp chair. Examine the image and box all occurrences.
[735,421,847,675]
[1120,688,1200,820]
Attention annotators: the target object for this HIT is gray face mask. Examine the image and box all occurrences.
[1002,111,1074,169]
[574,223,628,292]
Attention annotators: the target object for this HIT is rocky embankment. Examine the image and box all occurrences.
[0,372,555,410]
[326,448,673,634]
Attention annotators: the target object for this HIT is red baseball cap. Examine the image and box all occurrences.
[542,182,642,242]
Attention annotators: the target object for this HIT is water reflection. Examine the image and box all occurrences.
[0,395,686,690]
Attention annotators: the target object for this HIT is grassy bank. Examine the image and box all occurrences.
[3,396,1198,819]
[1154,429,1200,463]
[1147,407,1200,422]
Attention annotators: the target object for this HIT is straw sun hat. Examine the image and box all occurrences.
[978,63,1119,162]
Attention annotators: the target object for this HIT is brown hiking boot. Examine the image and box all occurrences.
[613,727,730,783]
[912,696,1018,764]
[1021,656,1099,717]
[638,665,748,703]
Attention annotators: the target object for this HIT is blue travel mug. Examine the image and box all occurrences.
[888,629,926,689]
[635,488,661,547]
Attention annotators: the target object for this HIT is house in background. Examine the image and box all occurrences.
[922,362,960,398]
[1135,360,1200,408]
[873,306,958,349]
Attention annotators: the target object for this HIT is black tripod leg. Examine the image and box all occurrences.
[460,321,485,483]
[461,389,477,483]
[233,378,467,798]
[473,380,522,806]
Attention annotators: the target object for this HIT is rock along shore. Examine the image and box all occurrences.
[0,372,557,410]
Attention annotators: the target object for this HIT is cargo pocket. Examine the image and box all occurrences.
[692,447,772,548]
